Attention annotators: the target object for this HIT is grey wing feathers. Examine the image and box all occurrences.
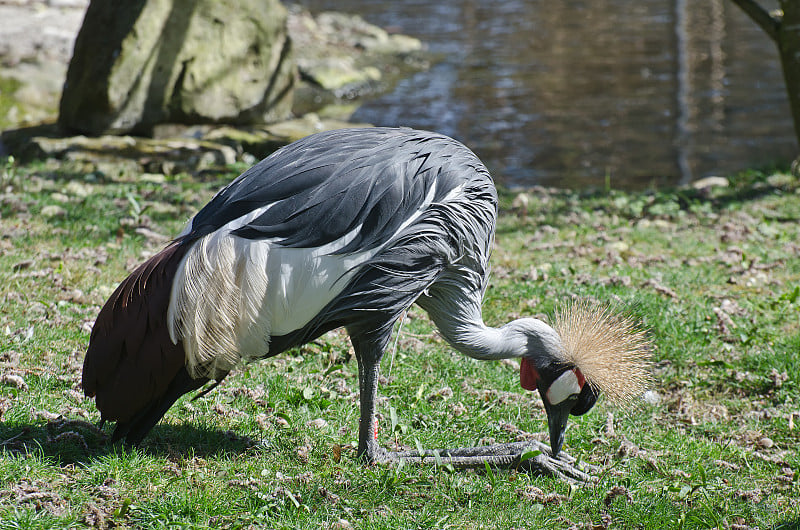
[186,128,488,253]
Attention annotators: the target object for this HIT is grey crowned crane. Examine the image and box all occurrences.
[83,127,650,478]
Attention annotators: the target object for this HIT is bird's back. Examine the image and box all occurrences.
[187,127,496,253]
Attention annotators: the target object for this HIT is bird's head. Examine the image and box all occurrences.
[515,302,652,457]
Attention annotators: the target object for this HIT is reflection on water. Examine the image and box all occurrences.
[296,0,796,189]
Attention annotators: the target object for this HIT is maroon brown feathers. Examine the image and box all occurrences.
[82,241,193,424]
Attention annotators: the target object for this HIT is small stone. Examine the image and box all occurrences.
[757,437,774,449]
[643,390,661,405]
[255,413,269,429]
[64,180,92,197]
[139,173,166,184]
[511,192,530,217]
[608,241,629,253]
[691,176,729,189]
[41,205,67,218]
[768,369,788,388]
[307,418,328,429]
[65,289,87,304]
[1,374,28,391]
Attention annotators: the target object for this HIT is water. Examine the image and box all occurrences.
[296,0,796,189]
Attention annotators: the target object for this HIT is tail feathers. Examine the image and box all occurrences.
[111,366,208,445]
[83,240,201,433]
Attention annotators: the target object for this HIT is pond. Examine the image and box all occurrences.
[297,0,796,189]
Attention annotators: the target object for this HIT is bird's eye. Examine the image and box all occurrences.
[571,384,598,416]
[546,369,582,405]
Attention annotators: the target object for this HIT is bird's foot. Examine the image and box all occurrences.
[378,440,598,484]
[358,438,392,465]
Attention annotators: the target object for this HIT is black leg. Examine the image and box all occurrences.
[349,330,390,463]
[355,354,382,462]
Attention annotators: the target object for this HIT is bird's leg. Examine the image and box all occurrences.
[355,355,382,462]
[350,332,389,464]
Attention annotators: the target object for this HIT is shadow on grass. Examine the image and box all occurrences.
[0,417,270,466]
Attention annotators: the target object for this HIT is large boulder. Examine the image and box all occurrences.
[58,0,295,136]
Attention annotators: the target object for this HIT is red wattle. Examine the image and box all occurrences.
[520,357,538,391]
[575,368,586,388]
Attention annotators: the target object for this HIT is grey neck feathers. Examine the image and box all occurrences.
[418,288,561,362]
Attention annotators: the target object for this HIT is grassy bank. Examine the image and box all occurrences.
[1,157,798,529]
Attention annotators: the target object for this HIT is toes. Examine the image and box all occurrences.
[374,441,599,484]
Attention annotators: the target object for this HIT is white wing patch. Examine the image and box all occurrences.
[167,231,268,379]
[168,229,376,380]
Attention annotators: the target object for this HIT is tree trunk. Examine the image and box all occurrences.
[729,0,800,156]
[777,1,800,153]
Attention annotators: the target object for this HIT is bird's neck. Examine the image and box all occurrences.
[418,290,528,361]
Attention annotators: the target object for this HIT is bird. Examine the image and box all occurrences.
[82,127,651,464]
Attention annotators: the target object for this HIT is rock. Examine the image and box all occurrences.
[41,204,67,218]
[58,0,295,135]
[1,2,429,172]
[511,192,530,217]
[5,117,369,172]
[642,390,661,405]
[307,418,328,429]
[1,1,429,137]
[24,134,237,172]
[261,114,372,144]
[766,172,794,187]
[204,116,371,159]
[758,437,774,449]
[691,176,729,190]
[304,57,382,92]
[64,180,92,197]
[47,0,89,7]
[202,126,287,160]
[287,6,428,112]
[313,11,422,55]
[607,241,629,253]
[1,374,28,391]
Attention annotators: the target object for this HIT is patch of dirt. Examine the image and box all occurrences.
[3,478,69,517]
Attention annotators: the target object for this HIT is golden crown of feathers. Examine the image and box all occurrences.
[553,301,653,406]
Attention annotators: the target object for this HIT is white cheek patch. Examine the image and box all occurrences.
[547,370,582,405]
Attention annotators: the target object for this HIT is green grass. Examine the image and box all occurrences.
[1,157,799,528]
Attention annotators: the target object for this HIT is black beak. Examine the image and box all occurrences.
[541,396,574,457]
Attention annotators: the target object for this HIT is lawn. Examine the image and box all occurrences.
[1,155,798,529]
